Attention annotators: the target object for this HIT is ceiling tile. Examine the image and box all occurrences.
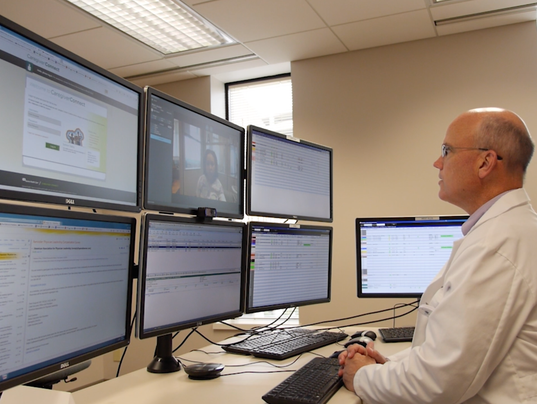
[212,62,291,84]
[129,71,198,87]
[181,0,214,5]
[189,57,270,78]
[3,0,535,84]
[332,9,437,51]
[308,0,426,26]
[190,0,326,42]
[246,29,348,64]
[52,26,162,70]
[430,0,537,21]
[0,0,100,38]
[436,7,537,35]
[109,59,178,78]
[166,44,254,68]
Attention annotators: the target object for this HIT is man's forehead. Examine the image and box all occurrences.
[444,113,481,143]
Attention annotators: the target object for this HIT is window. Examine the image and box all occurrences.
[225,74,297,324]
[226,74,293,136]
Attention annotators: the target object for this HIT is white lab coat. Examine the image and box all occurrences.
[354,188,537,404]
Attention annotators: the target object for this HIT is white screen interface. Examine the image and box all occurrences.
[0,22,140,208]
[0,210,132,382]
[247,225,331,311]
[250,129,331,220]
[141,219,244,335]
[358,218,466,296]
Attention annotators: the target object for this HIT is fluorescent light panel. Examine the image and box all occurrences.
[65,0,235,54]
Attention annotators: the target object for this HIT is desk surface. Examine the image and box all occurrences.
[72,328,410,404]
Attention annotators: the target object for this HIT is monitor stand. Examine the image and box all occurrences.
[146,334,181,373]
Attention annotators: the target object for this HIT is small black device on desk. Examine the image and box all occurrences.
[183,363,224,380]
[262,357,343,404]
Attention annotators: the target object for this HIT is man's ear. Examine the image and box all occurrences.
[477,151,498,179]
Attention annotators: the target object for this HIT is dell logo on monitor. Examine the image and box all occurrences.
[65,199,75,205]
[60,362,70,369]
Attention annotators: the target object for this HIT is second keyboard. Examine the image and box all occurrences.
[378,326,415,342]
[223,329,348,360]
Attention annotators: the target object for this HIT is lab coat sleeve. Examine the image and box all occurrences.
[353,234,534,404]
[387,346,410,362]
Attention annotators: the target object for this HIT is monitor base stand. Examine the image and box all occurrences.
[147,334,181,373]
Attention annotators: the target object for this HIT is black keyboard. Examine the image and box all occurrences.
[378,326,415,342]
[262,357,343,404]
[223,329,348,360]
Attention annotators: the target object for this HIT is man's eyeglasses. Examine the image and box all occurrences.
[441,144,503,160]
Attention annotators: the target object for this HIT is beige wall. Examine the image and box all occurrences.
[293,21,537,326]
[35,20,537,391]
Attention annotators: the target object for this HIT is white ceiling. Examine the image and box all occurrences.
[1,0,536,86]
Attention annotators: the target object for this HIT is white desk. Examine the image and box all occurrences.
[72,328,410,404]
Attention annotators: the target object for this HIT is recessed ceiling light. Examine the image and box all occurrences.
[64,0,236,55]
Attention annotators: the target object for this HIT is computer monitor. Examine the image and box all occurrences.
[356,215,468,298]
[245,222,333,314]
[246,125,333,222]
[136,214,246,373]
[0,16,143,212]
[0,203,136,392]
[143,87,245,219]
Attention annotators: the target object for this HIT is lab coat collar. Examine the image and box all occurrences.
[465,188,529,236]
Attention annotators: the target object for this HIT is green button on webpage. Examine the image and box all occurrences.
[46,143,59,151]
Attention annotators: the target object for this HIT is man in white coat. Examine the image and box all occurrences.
[338,108,537,404]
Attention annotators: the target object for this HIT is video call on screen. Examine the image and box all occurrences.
[144,93,243,218]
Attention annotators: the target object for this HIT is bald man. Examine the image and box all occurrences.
[339,108,537,403]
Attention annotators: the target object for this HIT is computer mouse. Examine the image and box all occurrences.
[329,350,343,358]
[344,331,377,348]
[350,330,377,341]
[183,363,225,380]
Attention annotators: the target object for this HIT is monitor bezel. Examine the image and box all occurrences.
[142,87,246,220]
[136,213,247,340]
[0,16,144,212]
[0,202,136,392]
[355,215,468,299]
[245,222,333,314]
[246,125,333,222]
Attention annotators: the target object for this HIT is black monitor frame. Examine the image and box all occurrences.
[136,213,247,372]
[245,222,333,314]
[143,87,245,219]
[0,203,136,392]
[0,16,144,212]
[246,125,333,222]
[356,215,468,299]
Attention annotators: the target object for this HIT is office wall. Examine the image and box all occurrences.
[292,21,537,327]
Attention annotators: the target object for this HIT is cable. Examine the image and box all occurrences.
[172,327,198,354]
[192,302,418,351]
[219,307,294,334]
[116,310,137,378]
[275,300,419,332]
[221,370,295,377]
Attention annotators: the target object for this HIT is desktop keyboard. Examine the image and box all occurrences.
[223,329,348,360]
[262,357,343,404]
[378,326,415,342]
